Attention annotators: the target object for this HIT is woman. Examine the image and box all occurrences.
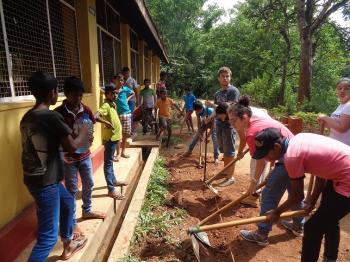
[227,96,304,246]
[317,77,350,262]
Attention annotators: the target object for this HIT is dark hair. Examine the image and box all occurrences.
[122,67,130,73]
[227,96,252,119]
[193,100,204,110]
[216,102,229,115]
[159,89,167,94]
[28,71,58,101]
[112,74,123,80]
[104,84,115,94]
[64,76,84,94]
[144,78,150,84]
[160,71,167,77]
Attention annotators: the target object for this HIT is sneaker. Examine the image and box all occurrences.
[323,256,337,262]
[214,158,219,165]
[240,194,259,208]
[217,177,235,187]
[281,220,303,237]
[240,230,268,246]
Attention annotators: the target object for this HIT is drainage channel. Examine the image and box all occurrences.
[101,146,159,262]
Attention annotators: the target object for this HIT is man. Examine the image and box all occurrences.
[253,128,350,262]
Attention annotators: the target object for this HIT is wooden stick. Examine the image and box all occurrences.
[205,148,249,184]
[198,140,203,167]
[193,210,307,233]
[200,179,267,226]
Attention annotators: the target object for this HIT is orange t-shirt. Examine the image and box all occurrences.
[156,97,174,118]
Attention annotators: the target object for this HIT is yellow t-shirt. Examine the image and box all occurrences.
[98,100,122,142]
[156,97,175,119]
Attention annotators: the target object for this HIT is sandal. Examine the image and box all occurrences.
[114,180,128,186]
[108,191,125,200]
[113,156,120,162]
[61,236,88,260]
[121,153,130,158]
[82,211,107,220]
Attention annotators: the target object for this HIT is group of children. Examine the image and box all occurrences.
[20,66,350,262]
[19,70,173,261]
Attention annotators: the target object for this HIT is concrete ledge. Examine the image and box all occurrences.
[107,147,159,262]
[15,148,143,262]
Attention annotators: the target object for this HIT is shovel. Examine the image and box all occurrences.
[197,140,203,169]
[204,148,250,194]
[189,210,307,261]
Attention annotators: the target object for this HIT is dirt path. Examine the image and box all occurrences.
[131,126,350,262]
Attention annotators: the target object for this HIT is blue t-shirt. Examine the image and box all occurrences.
[183,93,197,111]
[115,86,133,115]
[213,85,240,105]
[197,106,214,118]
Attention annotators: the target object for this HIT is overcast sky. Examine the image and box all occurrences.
[203,0,350,27]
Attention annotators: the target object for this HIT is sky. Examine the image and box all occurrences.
[203,0,350,28]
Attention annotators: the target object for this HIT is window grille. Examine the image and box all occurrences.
[130,30,138,51]
[0,0,81,100]
[131,51,139,83]
[96,0,121,87]
[144,45,150,80]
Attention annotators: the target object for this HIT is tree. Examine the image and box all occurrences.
[296,0,350,103]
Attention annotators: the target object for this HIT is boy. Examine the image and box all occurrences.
[255,129,350,262]
[95,84,127,199]
[55,77,106,239]
[209,66,240,187]
[183,100,219,164]
[155,89,183,147]
[156,71,167,98]
[111,74,135,159]
[140,78,156,134]
[20,72,88,261]
[183,87,196,134]
[122,67,138,134]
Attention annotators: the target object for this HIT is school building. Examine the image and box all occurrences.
[0,0,168,261]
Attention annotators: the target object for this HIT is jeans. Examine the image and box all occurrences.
[188,124,219,159]
[215,119,235,157]
[142,108,153,133]
[27,183,74,262]
[103,140,119,193]
[64,157,94,223]
[302,181,350,262]
[258,163,304,234]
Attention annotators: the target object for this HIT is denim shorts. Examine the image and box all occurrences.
[215,119,236,157]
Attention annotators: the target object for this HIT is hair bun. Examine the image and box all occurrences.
[238,96,250,107]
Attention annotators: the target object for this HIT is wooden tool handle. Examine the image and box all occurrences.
[205,148,249,184]
[200,179,267,226]
[320,122,325,135]
[196,210,306,232]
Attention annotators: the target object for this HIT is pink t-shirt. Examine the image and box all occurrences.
[246,118,294,156]
[285,133,350,197]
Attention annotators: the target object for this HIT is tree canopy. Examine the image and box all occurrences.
[146,0,350,114]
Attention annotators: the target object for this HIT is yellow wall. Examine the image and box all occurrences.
[0,0,162,229]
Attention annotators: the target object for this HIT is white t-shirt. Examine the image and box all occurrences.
[251,106,271,119]
[330,101,350,145]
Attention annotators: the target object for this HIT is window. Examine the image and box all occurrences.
[96,0,121,86]
[0,0,81,101]
[130,29,139,82]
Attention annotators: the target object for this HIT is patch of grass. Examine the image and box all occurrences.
[168,136,183,145]
[133,157,187,243]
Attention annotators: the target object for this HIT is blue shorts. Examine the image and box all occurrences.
[215,119,236,157]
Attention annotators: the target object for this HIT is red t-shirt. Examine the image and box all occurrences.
[55,100,96,161]
[285,133,350,197]
[246,118,294,156]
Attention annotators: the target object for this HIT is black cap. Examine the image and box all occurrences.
[253,128,282,159]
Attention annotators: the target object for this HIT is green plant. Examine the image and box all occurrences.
[119,255,144,262]
[133,157,187,243]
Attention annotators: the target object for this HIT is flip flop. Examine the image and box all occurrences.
[108,191,125,200]
[82,211,107,220]
[72,231,85,240]
[121,153,130,158]
[61,236,88,260]
[114,181,128,186]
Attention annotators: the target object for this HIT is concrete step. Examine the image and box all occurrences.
[15,148,143,262]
